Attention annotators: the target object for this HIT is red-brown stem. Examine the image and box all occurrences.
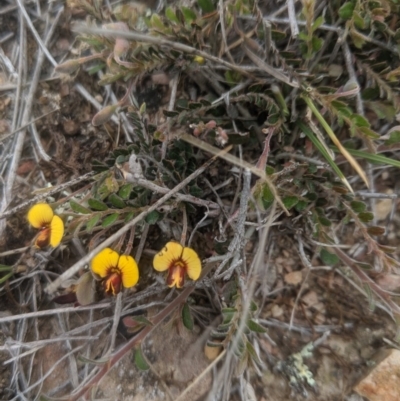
[124,226,135,255]
[256,128,274,171]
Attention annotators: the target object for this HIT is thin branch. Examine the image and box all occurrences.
[287,0,299,37]
[0,303,112,324]
[0,171,95,220]
[15,0,58,67]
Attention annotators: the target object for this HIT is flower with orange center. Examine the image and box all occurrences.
[27,203,64,248]
[91,248,139,296]
[153,242,201,288]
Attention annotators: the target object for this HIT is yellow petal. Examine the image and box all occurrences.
[153,242,183,272]
[91,248,119,278]
[49,215,64,247]
[182,247,201,280]
[118,255,139,288]
[27,203,54,228]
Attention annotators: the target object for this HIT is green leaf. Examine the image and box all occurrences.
[108,193,126,209]
[181,6,197,23]
[134,347,150,371]
[367,226,386,236]
[197,0,215,13]
[311,16,325,32]
[126,315,153,327]
[145,210,161,225]
[351,114,370,128]
[282,196,299,209]
[350,200,366,213]
[189,184,203,197]
[124,211,135,222]
[318,216,332,227]
[353,11,366,29]
[123,315,153,334]
[165,7,180,23]
[358,212,374,222]
[0,271,13,284]
[211,329,228,339]
[101,213,119,228]
[385,130,400,145]
[70,200,91,214]
[87,63,106,75]
[298,32,308,42]
[246,319,266,333]
[350,28,367,48]
[150,13,165,30]
[118,183,133,200]
[139,102,146,115]
[182,303,194,331]
[86,214,100,233]
[298,122,351,192]
[163,110,179,117]
[312,36,324,52]
[250,300,258,313]
[0,264,13,272]
[88,198,108,211]
[206,340,224,348]
[261,184,274,210]
[221,307,237,324]
[339,2,355,19]
[246,341,261,364]
[357,126,380,139]
[320,249,339,265]
[77,354,109,366]
[295,200,308,212]
[339,147,400,169]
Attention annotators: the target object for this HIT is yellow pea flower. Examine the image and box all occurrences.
[27,203,64,248]
[153,242,201,288]
[91,248,139,296]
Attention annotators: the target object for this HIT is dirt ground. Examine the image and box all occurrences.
[1,1,400,401]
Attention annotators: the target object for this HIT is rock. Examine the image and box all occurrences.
[284,271,303,286]
[354,348,400,401]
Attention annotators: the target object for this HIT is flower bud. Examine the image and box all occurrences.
[55,59,80,74]
[193,55,205,64]
[92,104,118,126]
[114,37,130,58]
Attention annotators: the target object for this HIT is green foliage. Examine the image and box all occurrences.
[181,302,194,330]
[206,281,265,370]
[88,199,108,211]
[0,265,13,284]
[70,200,91,214]
[134,346,150,371]
[320,249,339,266]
